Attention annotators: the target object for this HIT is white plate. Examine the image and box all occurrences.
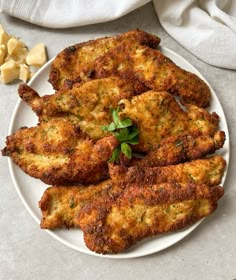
[8,47,230,259]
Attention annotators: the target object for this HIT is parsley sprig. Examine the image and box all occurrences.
[101,107,139,163]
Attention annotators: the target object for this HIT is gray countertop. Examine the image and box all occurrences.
[0,3,236,280]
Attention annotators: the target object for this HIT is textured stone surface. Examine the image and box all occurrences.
[0,3,236,280]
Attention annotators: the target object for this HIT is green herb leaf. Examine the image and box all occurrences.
[126,126,139,140]
[101,122,116,132]
[116,118,133,129]
[101,107,139,163]
[175,140,183,147]
[108,147,121,164]
[121,143,132,159]
[126,136,139,145]
[69,197,75,209]
[115,128,129,142]
[112,107,120,126]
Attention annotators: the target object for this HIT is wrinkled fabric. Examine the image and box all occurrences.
[153,0,236,69]
[1,0,235,69]
[0,0,150,28]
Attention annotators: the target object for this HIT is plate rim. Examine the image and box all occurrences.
[7,46,230,259]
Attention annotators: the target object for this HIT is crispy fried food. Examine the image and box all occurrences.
[120,91,219,152]
[109,156,226,187]
[18,81,216,152]
[94,42,211,107]
[130,131,225,167]
[1,29,227,255]
[48,29,161,90]
[18,77,135,140]
[77,181,224,254]
[94,40,148,94]
[38,156,225,232]
[2,118,118,185]
[39,179,112,229]
[131,45,211,107]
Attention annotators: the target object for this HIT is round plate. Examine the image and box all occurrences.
[8,47,230,258]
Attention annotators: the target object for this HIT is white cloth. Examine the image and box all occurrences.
[0,0,150,28]
[1,0,236,69]
[153,0,236,69]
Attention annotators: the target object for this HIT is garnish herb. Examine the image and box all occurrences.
[175,140,183,147]
[69,197,75,208]
[101,107,139,163]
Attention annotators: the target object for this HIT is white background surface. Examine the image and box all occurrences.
[0,2,236,279]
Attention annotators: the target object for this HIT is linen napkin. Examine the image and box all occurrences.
[1,0,236,69]
[153,0,236,70]
[0,0,150,28]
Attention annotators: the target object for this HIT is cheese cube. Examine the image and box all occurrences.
[7,37,25,55]
[0,45,6,65]
[19,64,30,82]
[0,60,19,84]
[5,46,28,64]
[0,25,10,45]
[26,43,47,67]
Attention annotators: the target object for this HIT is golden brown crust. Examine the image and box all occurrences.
[2,118,119,185]
[77,182,224,254]
[1,30,227,255]
[39,180,112,229]
[94,40,149,94]
[18,77,135,140]
[130,131,225,167]
[38,156,225,233]
[18,82,217,153]
[48,29,161,90]
[18,83,40,104]
[94,42,211,107]
[120,91,219,152]
[131,45,211,107]
[109,156,226,187]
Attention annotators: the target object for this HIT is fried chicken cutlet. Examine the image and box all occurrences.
[120,91,219,152]
[48,29,161,90]
[19,86,220,154]
[77,181,224,254]
[39,179,113,229]
[38,156,225,231]
[18,77,135,140]
[94,41,211,107]
[49,29,210,107]
[131,45,211,107]
[130,131,225,167]
[109,156,226,186]
[2,118,118,185]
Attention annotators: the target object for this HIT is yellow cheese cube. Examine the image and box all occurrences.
[0,60,19,84]
[7,37,25,55]
[0,45,6,65]
[5,46,28,64]
[26,43,47,67]
[0,25,10,46]
[19,64,30,82]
